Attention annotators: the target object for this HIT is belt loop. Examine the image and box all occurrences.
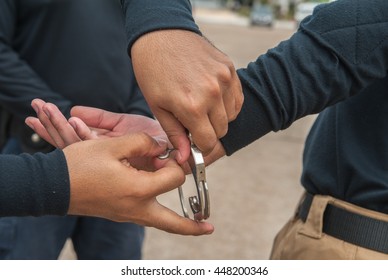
[299,194,334,239]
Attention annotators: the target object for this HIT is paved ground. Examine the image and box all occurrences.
[59,8,314,260]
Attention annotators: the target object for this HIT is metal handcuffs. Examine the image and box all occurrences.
[157,135,210,221]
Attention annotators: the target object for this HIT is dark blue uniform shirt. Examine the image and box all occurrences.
[0,0,151,122]
[0,0,154,216]
[2,0,388,217]
[221,0,388,213]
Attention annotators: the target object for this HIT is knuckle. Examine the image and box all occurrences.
[132,186,147,198]
[228,108,238,121]
[176,170,186,185]
[184,100,204,118]
[135,132,153,145]
[228,111,238,122]
[234,90,244,117]
[237,88,244,107]
[217,64,233,83]
[229,112,238,121]
[141,131,153,142]
[197,137,217,155]
[203,79,221,100]
[218,125,228,138]
[228,88,244,122]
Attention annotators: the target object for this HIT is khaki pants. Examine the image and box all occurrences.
[270,193,388,259]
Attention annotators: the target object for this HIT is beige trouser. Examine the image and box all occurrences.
[270,193,388,259]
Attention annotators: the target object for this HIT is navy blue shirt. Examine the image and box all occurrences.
[0,150,69,216]
[0,0,153,216]
[2,0,388,217]
[0,0,151,122]
[221,0,388,213]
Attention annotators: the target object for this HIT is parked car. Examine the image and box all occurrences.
[250,4,274,27]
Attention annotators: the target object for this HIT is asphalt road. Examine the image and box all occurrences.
[60,20,316,260]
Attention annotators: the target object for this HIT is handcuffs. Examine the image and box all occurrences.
[157,135,210,221]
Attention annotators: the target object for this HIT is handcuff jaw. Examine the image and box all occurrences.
[179,139,210,221]
[157,137,210,221]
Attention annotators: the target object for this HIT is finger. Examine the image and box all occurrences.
[25,117,56,146]
[31,98,46,110]
[68,117,99,140]
[112,146,185,196]
[30,98,46,118]
[97,133,169,172]
[71,106,120,130]
[33,102,66,148]
[43,103,81,146]
[221,69,243,121]
[208,98,228,139]
[142,159,186,196]
[220,78,236,122]
[146,202,214,236]
[152,148,179,170]
[104,134,184,194]
[180,161,192,175]
[31,99,70,148]
[108,133,168,160]
[182,113,217,156]
[164,97,219,156]
[153,109,191,164]
[203,140,226,166]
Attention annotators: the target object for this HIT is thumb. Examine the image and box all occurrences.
[107,133,168,159]
[146,201,214,236]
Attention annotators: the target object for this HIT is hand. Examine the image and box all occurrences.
[26,98,226,171]
[131,30,243,163]
[26,98,169,170]
[26,99,166,148]
[64,132,214,235]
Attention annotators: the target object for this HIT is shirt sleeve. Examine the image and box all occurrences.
[120,0,201,53]
[0,149,70,217]
[221,0,388,155]
[0,0,72,121]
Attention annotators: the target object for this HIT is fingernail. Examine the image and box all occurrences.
[176,151,184,164]
[69,120,77,130]
[25,121,35,131]
[154,137,167,147]
[206,226,215,235]
[31,103,39,114]
[43,108,50,118]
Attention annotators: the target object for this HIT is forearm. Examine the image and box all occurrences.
[221,0,388,155]
[0,150,70,217]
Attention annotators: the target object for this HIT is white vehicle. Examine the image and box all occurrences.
[295,2,320,28]
[295,1,336,28]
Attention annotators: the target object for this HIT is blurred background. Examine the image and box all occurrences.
[61,0,333,260]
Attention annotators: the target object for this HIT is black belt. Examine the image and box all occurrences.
[299,193,388,254]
